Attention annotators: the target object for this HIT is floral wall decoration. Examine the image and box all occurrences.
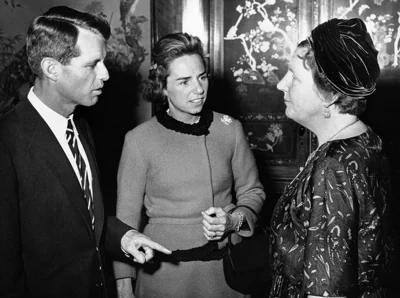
[222,0,399,165]
[0,27,29,118]
[104,0,148,76]
[0,0,150,119]
[332,0,400,70]
[224,0,297,89]
[223,0,299,165]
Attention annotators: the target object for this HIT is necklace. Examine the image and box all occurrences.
[326,118,359,143]
[304,118,359,168]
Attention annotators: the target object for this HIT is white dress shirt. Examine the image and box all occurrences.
[27,87,93,196]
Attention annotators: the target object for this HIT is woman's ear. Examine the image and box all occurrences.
[332,93,340,102]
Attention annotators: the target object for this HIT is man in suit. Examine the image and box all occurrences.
[0,6,170,297]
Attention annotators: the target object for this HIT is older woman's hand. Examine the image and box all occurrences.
[201,207,239,241]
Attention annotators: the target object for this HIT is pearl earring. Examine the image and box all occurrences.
[323,103,331,119]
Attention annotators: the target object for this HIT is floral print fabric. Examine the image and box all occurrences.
[269,127,390,298]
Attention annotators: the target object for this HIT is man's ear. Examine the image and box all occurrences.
[41,57,61,82]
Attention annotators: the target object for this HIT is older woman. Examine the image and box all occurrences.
[114,32,265,298]
[270,18,391,297]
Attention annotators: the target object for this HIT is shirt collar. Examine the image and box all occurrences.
[27,87,70,138]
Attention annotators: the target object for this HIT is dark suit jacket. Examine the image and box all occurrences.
[0,99,131,298]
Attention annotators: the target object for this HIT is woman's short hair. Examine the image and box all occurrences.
[143,32,206,105]
[26,6,110,78]
[297,18,380,116]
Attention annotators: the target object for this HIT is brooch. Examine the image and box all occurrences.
[221,115,233,125]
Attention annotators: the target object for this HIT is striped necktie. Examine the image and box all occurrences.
[66,118,95,229]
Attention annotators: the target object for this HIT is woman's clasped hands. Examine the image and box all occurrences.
[201,207,240,241]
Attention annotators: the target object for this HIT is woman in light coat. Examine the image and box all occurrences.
[114,32,266,298]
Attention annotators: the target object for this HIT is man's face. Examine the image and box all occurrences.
[56,28,109,115]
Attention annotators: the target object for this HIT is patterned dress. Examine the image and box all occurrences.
[269,127,391,298]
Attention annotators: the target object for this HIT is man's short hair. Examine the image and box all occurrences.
[26,6,110,78]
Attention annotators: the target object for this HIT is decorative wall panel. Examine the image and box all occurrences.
[329,0,400,71]
[210,0,313,195]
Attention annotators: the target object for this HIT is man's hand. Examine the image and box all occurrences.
[121,230,171,263]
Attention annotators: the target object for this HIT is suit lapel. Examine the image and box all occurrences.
[17,100,95,238]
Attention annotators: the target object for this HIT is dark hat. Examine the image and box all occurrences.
[308,18,380,98]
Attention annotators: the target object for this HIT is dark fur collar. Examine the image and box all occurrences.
[156,107,213,136]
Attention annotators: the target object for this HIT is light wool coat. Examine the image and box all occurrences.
[114,111,266,298]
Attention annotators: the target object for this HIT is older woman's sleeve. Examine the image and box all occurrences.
[353,161,388,296]
[303,157,386,297]
[231,120,266,236]
[113,131,147,280]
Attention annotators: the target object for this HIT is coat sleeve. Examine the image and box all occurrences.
[105,216,135,260]
[0,138,27,297]
[113,130,147,280]
[231,120,266,236]
[303,157,386,297]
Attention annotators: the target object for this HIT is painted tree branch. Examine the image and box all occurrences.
[224,0,295,72]
[338,0,360,19]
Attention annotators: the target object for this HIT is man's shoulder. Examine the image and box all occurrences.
[0,99,37,143]
[0,106,19,137]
